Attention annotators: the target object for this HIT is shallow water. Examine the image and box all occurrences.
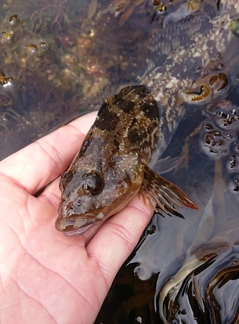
[95,1,239,322]
[0,0,152,160]
[97,86,239,323]
[1,0,239,323]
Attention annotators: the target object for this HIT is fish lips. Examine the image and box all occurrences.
[55,211,105,236]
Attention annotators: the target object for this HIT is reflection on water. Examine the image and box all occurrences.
[0,0,152,160]
[2,0,239,323]
[97,89,239,323]
[95,0,239,323]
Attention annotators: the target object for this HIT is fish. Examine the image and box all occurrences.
[56,0,239,236]
[56,85,198,236]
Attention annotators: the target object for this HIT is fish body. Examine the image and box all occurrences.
[56,0,239,235]
[56,85,197,235]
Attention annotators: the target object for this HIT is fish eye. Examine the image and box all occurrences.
[83,172,104,196]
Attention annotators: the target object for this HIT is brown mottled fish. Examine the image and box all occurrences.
[56,85,197,235]
[56,0,239,235]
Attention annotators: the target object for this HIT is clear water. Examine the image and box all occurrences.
[0,0,151,159]
[95,1,239,323]
[1,0,239,323]
[97,85,239,323]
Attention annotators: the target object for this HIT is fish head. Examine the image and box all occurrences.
[56,151,144,236]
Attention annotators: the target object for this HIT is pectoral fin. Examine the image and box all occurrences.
[140,164,198,217]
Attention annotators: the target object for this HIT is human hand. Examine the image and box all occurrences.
[0,112,153,324]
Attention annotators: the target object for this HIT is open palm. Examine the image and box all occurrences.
[0,112,153,324]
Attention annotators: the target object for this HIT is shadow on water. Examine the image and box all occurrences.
[2,0,239,323]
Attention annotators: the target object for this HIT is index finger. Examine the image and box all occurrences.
[0,112,97,194]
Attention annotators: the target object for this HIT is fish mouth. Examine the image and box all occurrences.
[63,223,95,236]
[55,211,105,236]
[55,216,95,233]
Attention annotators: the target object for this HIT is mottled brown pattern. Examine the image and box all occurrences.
[56,85,162,235]
[94,107,120,132]
[56,84,198,236]
[92,85,160,163]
